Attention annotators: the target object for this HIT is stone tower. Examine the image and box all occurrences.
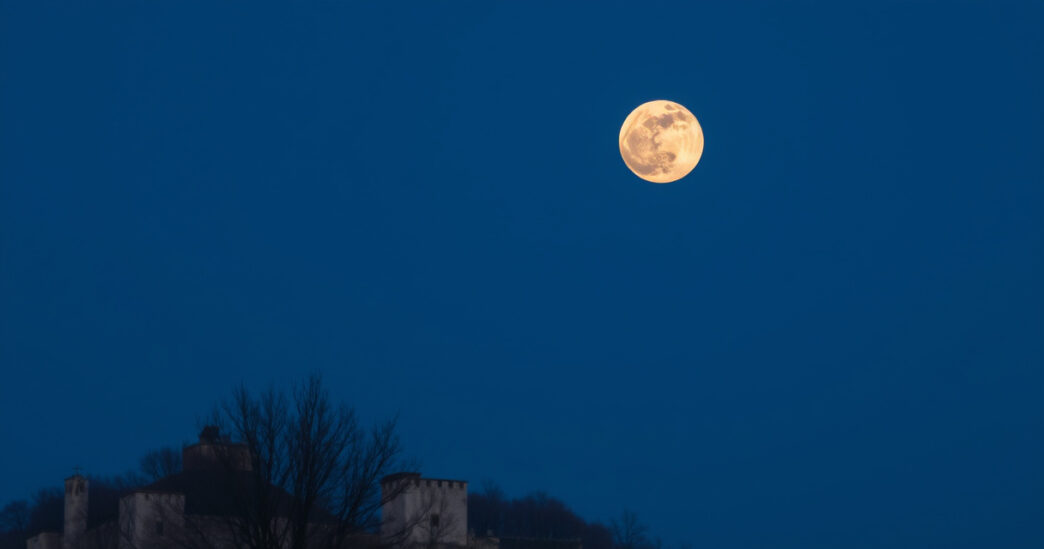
[63,474,88,549]
[381,473,467,547]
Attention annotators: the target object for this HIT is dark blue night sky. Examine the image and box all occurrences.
[2,2,1042,547]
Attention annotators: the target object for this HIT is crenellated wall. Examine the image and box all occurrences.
[381,473,468,547]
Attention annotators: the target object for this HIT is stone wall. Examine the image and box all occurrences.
[381,474,468,547]
[117,492,185,549]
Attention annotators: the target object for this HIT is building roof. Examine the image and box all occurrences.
[135,469,297,517]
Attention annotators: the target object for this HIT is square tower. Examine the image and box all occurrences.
[380,473,467,548]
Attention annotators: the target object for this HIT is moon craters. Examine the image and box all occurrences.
[619,100,703,183]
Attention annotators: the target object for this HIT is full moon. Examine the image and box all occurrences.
[619,100,704,183]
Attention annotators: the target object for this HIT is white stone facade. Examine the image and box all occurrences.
[117,491,186,549]
[380,473,468,548]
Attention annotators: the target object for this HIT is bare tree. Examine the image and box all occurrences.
[0,501,29,535]
[466,481,504,537]
[0,500,30,549]
[140,447,183,482]
[206,373,410,549]
[467,486,606,549]
[25,488,63,537]
[609,510,650,549]
[584,522,614,549]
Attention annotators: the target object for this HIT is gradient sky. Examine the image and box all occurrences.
[2,2,1042,547]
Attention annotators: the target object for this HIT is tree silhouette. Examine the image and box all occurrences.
[198,372,410,549]
[140,447,183,482]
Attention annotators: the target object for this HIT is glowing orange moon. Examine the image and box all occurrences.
[619,100,704,183]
